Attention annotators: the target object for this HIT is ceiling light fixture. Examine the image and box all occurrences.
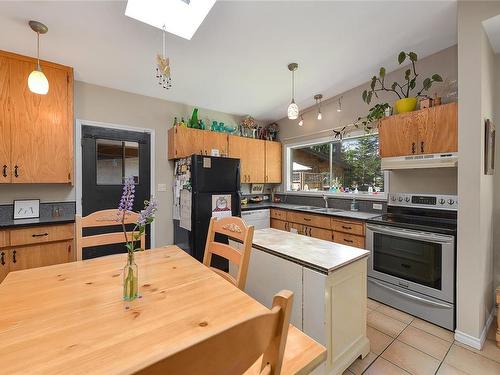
[287,63,299,120]
[337,96,343,112]
[298,114,304,126]
[314,94,323,120]
[125,0,216,40]
[156,25,172,90]
[28,20,49,95]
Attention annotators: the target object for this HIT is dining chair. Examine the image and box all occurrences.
[139,289,294,375]
[75,209,145,260]
[203,216,254,290]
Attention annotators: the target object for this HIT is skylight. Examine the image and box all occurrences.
[125,0,216,40]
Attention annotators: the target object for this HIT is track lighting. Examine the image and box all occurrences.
[337,96,343,112]
[298,114,304,126]
[314,94,323,120]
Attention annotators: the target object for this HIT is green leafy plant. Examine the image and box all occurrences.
[362,51,443,104]
[354,103,391,130]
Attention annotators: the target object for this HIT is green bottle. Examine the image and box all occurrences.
[189,108,199,128]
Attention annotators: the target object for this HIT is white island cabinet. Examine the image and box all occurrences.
[231,228,370,375]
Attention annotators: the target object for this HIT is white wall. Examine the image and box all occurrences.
[456,1,500,347]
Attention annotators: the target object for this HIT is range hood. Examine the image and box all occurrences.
[381,152,458,170]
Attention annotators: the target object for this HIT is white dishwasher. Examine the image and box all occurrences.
[241,208,270,229]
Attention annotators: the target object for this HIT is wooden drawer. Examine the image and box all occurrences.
[10,224,74,247]
[270,209,288,221]
[9,240,73,272]
[287,211,331,229]
[333,231,365,249]
[0,230,9,248]
[307,226,333,242]
[331,218,364,236]
[271,219,288,232]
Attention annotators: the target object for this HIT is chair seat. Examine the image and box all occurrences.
[245,325,326,375]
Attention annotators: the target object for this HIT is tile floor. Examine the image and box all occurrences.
[343,299,500,375]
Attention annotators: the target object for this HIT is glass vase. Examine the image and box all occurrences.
[123,252,138,301]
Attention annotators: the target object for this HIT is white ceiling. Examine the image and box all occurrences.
[0,1,457,122]
[483,14,500,54]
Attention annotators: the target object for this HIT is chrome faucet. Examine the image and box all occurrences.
[323,194,329,208]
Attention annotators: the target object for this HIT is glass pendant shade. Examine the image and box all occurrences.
[288,100,299,120]
[317,112,322,120]
[28,66,49,95]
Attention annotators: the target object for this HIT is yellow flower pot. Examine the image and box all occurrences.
[394,97,417,113]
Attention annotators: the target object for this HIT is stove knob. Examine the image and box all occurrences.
[398,197,404,202]
[391,196,396,202]
[439,198,446,205]
[405,197,411,202]
[448,199,455,205]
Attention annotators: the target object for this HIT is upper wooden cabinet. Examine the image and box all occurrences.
[265,140,282,183]
[168,127,203,159]
[378,102,457,158]
[203,131,228,157]
[0,50,74,184]
[228,135,265,183]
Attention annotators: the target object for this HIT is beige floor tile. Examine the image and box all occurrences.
[376,304,414,324]
[456,336,500,364]
[368,310,407,338]
[347,352,377,375]
[444,344,500,375]
[342,370,355,375]
[382,340,440,375]
[436,362,469,375]
[367,298,381,310]
[367,326,394,355]
[398,325,452,360]
[410,317,454,342]
[364,357,411,375]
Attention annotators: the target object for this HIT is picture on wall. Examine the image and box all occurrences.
[484,119,495,175]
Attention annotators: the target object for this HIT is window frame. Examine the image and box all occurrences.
[283,132,389,201]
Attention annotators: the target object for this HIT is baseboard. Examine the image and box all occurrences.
[454,309,494,350]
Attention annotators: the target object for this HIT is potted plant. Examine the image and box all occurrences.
[362,51,443,113]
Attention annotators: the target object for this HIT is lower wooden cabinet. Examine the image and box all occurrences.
[332,232,365,248]
[0,223,75,283]
[271,219,288,231]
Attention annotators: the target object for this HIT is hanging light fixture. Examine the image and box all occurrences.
[156,25,172,90]
[337,96,343,112]
[298,114,304,126]
[314,94,323,120]
[287,63,299,120]
[28,20,49,95]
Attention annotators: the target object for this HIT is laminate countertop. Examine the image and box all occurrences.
[251,228,369,275]
[241,202,382,221]
[0,216,75,229]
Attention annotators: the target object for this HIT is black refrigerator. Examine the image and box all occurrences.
[174,155,241,271]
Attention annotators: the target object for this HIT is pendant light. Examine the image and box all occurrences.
[287,63,299,120]
[28,20,49,95]
[156,25,172,90]
[337,96,343,112]
[298,114,304,126]
[314,94,323,120]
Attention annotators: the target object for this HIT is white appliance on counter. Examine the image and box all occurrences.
[241,209,270,229]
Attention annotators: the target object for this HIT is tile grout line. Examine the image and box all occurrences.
[433,340,459,375]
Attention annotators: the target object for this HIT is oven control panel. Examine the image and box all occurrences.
[388,193,458,210]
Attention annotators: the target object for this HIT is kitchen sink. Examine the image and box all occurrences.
[310,208,344,213]
[293,206,321,210]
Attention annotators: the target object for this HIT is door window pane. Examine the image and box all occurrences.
[96,139,139,185]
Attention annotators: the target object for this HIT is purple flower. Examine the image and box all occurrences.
[118,176,135,213]
[137,198,158,226]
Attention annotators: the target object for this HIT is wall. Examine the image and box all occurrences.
[276,45,458,195]
[494,54,500,299]
[0,81,241,247]
[456,1,500,348]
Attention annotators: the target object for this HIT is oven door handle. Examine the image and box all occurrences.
[368,279,452,309]
[366,224,454,244]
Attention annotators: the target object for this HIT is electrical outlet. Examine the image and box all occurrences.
[157,183,167,192]
[373,203,383,210]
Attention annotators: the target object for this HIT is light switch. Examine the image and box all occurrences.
[157,184,167,192]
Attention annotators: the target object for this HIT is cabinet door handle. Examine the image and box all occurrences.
[14,165,19,178]
[0,251,4,266]
[2,165,6,178]
[420,141,424,153]
[303,218,311,222]
[342,225,352,230]
[411,142,416,154]
[32,233,49,238]
[308,227,312,236]
[12,250,17,263]
[344,238,353,243]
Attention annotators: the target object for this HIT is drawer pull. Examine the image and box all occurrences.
[344,239,353,243]
[12,250,16,263]
[303,218,311,222]
[2,165,6,178]
[342,225,352,230]
[32,233,49,238]
[0,251,4,265]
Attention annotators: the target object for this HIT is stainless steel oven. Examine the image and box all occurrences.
[366,193,457,330]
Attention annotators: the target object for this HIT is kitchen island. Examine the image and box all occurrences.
[231,228,370,375]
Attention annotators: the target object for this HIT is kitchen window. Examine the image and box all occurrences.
[285,133,386,197]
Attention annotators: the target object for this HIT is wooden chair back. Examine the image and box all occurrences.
[75,209,145,260]
[138,290,294,375]
[203,216,254,290]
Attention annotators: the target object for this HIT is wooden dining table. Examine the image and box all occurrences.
[0,246,325,374]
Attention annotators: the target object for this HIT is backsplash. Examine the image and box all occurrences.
[0,201,76,223]
[275,194,387,213]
